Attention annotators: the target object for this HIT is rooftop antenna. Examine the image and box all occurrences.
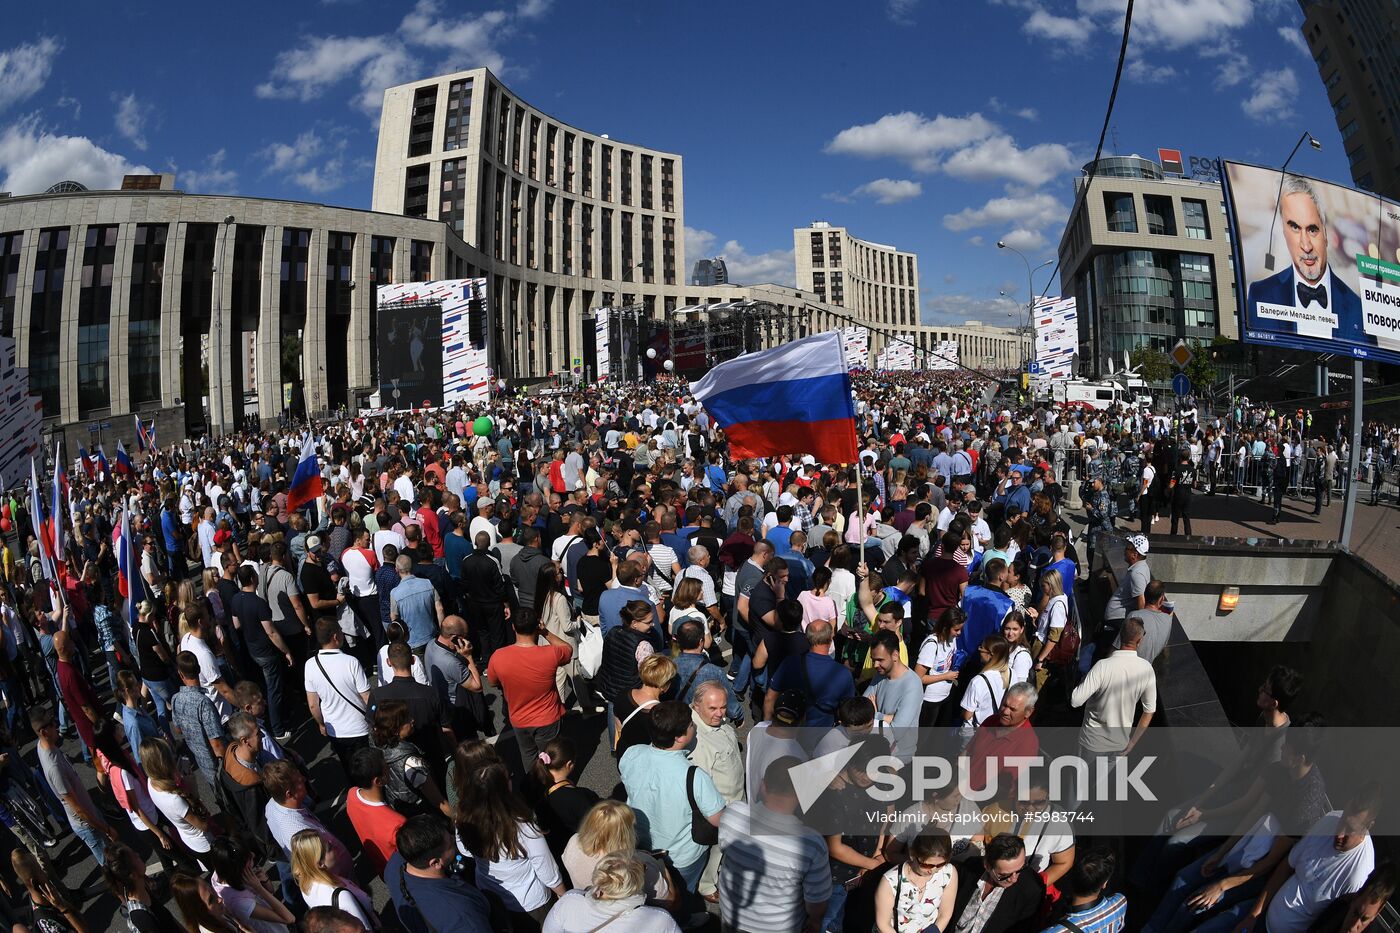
[1110,125,1120,155]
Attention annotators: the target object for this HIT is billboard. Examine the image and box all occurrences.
[840,326,869,370]
[1032,296,1077,391]
[376,279,491,408]
[877,334,916,371]
[927,340,959,371]
[1223,161,1400,366]
[0,335,43,490]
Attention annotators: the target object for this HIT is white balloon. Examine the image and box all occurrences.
[646,348,657,359]
[663,360,675,371]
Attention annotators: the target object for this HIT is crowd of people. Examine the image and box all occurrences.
[0,368,1388,933]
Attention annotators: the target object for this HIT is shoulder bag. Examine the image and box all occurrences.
[686,765,719,845]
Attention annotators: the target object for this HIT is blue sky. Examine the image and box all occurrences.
[0,0,1355,326]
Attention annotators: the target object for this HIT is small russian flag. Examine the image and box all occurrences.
[285,434,324,513]
[114,440,134,477]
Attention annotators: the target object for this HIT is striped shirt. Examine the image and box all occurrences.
[1040,892,1127,933]
[718,800,831,933]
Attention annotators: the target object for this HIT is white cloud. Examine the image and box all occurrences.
[997,228,1047,251]
[887,0,918,23]
[852,178,923,204]
[517,0,553,17]
[1024,9,1095,46]
[1016,107,1039,120]
[683,226,794,286]
[55,95,80,119]
[942,192,1067,232]
[1126,57,1179,83]
[256,1,516,118]
[1278,25,1310,57]
[941,135,1077,187]
[113,92,151,151]
[989,98,1038,120]
[968,235,985,247]
[1076,0,1254,49]
[943,273,956,284]
[0,37,60,113]
[921,292,1021,327]
[0,116,151,194]
[1241,67,1299,123]
[260,128,358,194]
[179,149,238,194]
[825,111,997,173]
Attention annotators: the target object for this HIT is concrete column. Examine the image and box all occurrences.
[209,222,236,434]
[303,227,328,419]
[161,224,186,410]
[393,237,411,285]
[348,228,372,394]
[58,225,84,425]
[257,226,283,427]
[11,228,37,368]
[108,222,136,418]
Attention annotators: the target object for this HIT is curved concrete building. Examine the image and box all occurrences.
[794,221,921,329]
[372,67,685,378]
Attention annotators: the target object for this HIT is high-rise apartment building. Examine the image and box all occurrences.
[691,257,728,286]
[1057,155,1237,376]
[793,222,920,329]
[1298,0,1400,199]
[373,68,685,377]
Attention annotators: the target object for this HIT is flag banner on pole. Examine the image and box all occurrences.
[113,507,144,624]
[689,330,858,463]
[114,440,134,476]
[286,434,324,513]
[77,447,97,479]
[29,458,59,597]
[51,443,66,564]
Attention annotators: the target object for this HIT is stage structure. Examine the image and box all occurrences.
[587,300,804,382]
[1031,296,1078,392]
[877,334,917,371]
[375,279,492,409]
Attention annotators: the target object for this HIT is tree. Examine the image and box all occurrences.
[1129,345,1171,383]
[1184,341,1219,393]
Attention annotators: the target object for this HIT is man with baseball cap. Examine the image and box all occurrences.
[1097,534,1151,665]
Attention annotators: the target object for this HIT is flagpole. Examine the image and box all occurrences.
[854,463,866,571]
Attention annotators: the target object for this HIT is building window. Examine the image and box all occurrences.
[409,240,433,282]
[1143,195,1176,236]
[641,214,653,284]
[443,78,473,151]
[1182,199,1210,239]
[439,159,467,234]
[582,205,594,277]
[0,231,20,338]
[407,84,438,158]
[76,225,117,414]
[528,115,541,179]
[404,164,430,219]
[621,212,634,281]
[602,145,614,202]
[1326,70,1341,93]
[546,124,558,185]
[620,151,632,207]
[325,232,354,317]
[662,217,675,286]
[582,139,594,197]
[564,131,576,192]
[545,193,556,272]
[601,208,613,280]
[1341,119,1360,141]
[661,159,675,213]
[1104,193,1137,233]
[640,154,653,210]
[1348,144,1366,167]
[1333,93,1350,115]
[129,224,167,407]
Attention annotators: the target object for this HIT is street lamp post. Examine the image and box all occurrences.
[997,240,1055,370]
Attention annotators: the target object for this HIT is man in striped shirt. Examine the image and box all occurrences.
[1039,846,1126,933]
[718,755,830,933]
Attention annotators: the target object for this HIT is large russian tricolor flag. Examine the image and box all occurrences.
[690,330,859,464]
[285,434,324,513]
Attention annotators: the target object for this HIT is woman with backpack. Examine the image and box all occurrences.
[370,700,451,818]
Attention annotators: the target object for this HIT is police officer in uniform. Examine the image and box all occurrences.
[1084,475,1116,571]
[1169,449,1197,536]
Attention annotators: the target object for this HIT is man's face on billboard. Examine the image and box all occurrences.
[1282,191,1328,286]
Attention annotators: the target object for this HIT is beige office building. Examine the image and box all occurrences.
[372,67,684,378]
[1057,155,1237,376]
[793,221,920,329]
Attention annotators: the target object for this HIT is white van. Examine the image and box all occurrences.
[1050,380,1128,411]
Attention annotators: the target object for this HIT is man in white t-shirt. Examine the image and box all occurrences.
[178,616,237,720]
[304,617,371,771]
[1247,790,1380,933]
[1010,773,1075,888]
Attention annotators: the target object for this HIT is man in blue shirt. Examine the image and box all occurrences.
[1040,847,1126,933]
[597,559,662,639]
[386,815,493,933]
[672,620,743,722]
[389,556,442,649]
[994,467,1032,516]
[766,621,853,727]
[161,498,185,578]
[619,701,726,891]
[932,443,955,481]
